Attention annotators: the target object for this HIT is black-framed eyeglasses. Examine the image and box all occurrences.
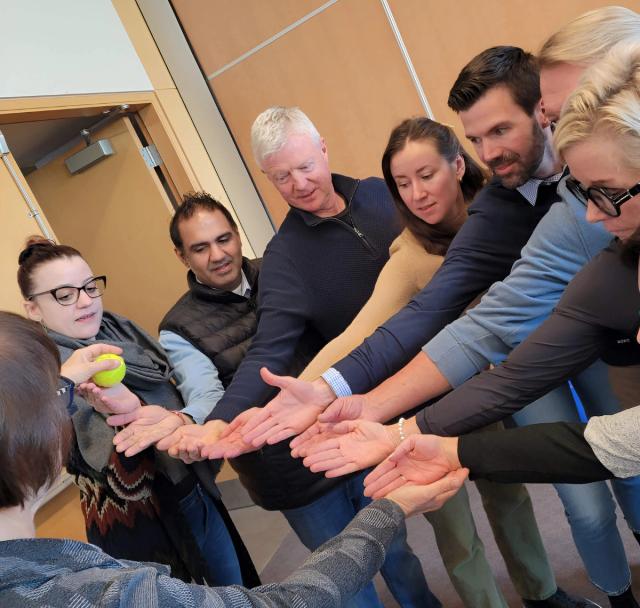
[566,177,640,217]
[28,276,107,306]
[56,376,75,410]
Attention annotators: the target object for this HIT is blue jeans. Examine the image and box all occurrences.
[282,470,440,608]
[512,359,640,595]
[179,483,244,585]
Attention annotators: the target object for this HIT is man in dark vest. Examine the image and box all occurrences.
[158,192,260,422]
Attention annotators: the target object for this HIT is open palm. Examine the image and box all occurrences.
[302,419,396,478]
[111,405,182,457]
[364,435,458,499]
[205,408,261,458]
[240,368,334,446]
[156,419,227,463]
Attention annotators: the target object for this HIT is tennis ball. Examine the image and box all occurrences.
[92,354,126,387]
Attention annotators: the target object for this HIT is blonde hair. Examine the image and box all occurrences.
[251,106,321,167]
[539,6,640,68]
[554,41,640,169]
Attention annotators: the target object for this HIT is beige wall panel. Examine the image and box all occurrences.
[171,0,328,76]
[26,117,187,336]
[0,155,54,314]
[211,0,425,225]
[389,0,638,141]
[150,89,256,256]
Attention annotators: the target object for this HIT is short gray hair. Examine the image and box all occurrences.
[251,106,321,167]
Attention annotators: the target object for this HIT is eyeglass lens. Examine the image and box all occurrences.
[568,180,617,216]
[54,277,106,305]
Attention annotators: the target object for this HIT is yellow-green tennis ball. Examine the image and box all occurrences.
[92,354,126,387]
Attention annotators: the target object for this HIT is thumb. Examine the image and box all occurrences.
[106,410,140,426]
[260,367,294,390]
[329,420,357,435]
[388,436,417,462]
[318,398,352,422]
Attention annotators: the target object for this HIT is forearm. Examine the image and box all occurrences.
[416,312,604,436]
[365,351,451,422]
[160,332,225,424]
[248,498,404,607]
[458,422,613,483]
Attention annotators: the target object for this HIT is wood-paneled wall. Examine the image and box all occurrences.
[172,0,638,224]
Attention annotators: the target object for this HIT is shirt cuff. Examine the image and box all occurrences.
[322,368,353,398]
[180,405,207,426]
[424,324,498,388]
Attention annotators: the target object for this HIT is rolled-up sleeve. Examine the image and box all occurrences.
[159,330,225,424]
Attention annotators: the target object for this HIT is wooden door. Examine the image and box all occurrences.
[26,116,187,336]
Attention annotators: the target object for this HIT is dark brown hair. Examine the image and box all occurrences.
[17,236,82,299]
[170,192,238,251]
[0,312,71,508]
[448,46,541,115]
[381,117,486,255]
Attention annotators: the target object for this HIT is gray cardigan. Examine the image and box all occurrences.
[0,499,404,608]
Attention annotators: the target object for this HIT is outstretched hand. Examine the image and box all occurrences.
[317,394,370,423]
[239,368,336,446]
[290,394,370,456]
[364,435,461,499]
[110,405,184,457]
[156,419,228,463]
[206,407,262,458]
[76,382,141,416]
[386,469,469,517]
[301,419,398,478]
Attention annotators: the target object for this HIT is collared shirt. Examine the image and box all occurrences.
[231,270,251,298]
[516,171,564,206]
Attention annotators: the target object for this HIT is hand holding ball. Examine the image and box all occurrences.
[92,354,126,387]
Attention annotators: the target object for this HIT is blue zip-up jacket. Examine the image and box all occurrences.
[330,178,560,394]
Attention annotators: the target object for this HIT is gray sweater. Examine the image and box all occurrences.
[0,499,403,607]
[585,406,640,478]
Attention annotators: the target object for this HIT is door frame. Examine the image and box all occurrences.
[0,91,260,257]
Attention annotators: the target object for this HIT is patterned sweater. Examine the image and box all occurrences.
[0,499,403,608]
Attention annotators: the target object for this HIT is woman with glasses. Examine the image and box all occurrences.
[17,237,259,587]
